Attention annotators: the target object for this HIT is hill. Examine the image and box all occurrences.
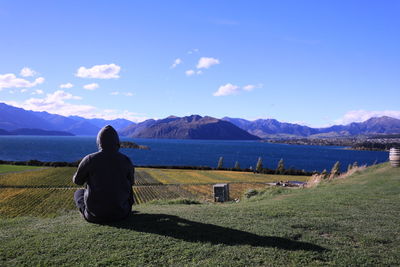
[120,115,260,140]
[223,116,400,138]
[0,163,399,265]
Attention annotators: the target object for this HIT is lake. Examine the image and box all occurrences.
[0,136,389,172]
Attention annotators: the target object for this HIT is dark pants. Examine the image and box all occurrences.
[74,189,132,223]
[74,189,86,215]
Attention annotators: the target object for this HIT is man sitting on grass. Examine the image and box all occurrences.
[72,125,134,223]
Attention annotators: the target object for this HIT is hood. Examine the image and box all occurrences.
[96,125,120,152]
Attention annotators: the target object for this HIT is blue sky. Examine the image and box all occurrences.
[0,0,399,126]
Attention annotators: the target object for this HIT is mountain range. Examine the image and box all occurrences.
[0,103,134,135]
[1,102,400,139]
[222,116,400,138]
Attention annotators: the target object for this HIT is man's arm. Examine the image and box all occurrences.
[126,156,134,185]
[128,166,135,185]
[73,156,90,186]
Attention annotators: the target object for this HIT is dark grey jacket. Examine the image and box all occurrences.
[73,125,134,222]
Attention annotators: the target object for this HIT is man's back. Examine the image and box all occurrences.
[73,125,134,223]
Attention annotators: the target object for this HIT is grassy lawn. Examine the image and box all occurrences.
[0,163,399,265]
[0,164,42,174]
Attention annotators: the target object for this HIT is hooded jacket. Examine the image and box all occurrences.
[73,125,134,223]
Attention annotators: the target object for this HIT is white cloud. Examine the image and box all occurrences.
[170,58,182,68]
[32,89,44,95]
[196,57,220,69]
[20,67,37,77]
[185,70,195,76]
[335,110,400,125]
[5,90,147,122]
[213,83,262,96]
[75,63,121,79]
[243,83,263,91]
[83,83,99,90]
[20,89,28,93]
[213,83,240,96]
[110,91,120,95]
[5,90,91,117]
[0,73,44,90]
[59,83,74,89]
[124,92,134,97]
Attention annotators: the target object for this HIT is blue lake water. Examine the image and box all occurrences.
[0,136,389,172]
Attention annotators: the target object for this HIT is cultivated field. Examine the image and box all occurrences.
[0,166,304,215]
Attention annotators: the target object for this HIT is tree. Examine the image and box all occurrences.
[217,156,224,169]
[347,163,352,172]
[321,169,328,179]
[330,161,340,178]
[275,158,285,174]
[256,157,263,173]
[234,161,240,170]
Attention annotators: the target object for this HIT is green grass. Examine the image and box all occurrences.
[0,163,399,266]
[0,165,42,174]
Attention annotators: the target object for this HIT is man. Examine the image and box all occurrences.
[73,125,134,223]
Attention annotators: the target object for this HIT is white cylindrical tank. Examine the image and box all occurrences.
[389,148,400,167]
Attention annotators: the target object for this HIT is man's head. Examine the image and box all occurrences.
[96,125,120,152]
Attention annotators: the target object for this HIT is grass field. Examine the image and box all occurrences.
[0,163,399,265]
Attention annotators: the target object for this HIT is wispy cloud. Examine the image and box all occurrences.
[110,91,134,97]
[185,70,195,76]
[187,48,199,54]
[20,67,37,77]
[170,58,182,69]
[31,89,44,95]
[59,83,74,89]
[75,63,121,79]
[213,83,262,96]
[83,83,99,90]
[196,57,220,69]
[243,83,263,91]
[0,73,44,90]
[335,110,400,125]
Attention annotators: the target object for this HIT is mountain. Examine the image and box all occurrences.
[69,116,134,131]
[0,103,55,131]
[223,116,400,138]
[0,102,134,135]
[222,117,317,138]
[120,115,260,140]
[0,128,73,136]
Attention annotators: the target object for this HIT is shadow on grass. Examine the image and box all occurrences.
[106,212,326,252]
